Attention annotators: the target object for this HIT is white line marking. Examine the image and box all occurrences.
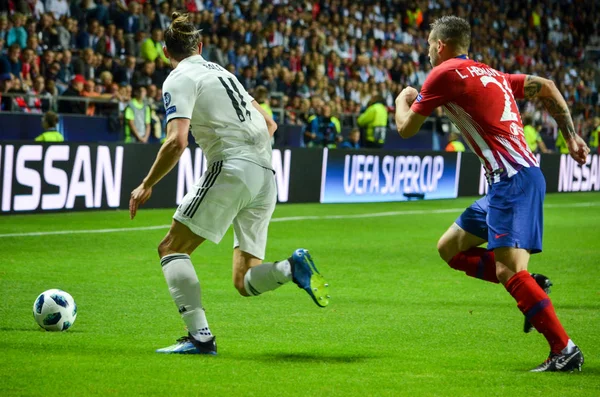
[0,201,598,238]
[319,147,328,204]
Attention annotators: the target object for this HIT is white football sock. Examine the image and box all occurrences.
[161,254,212,342]
[562,339,577,354]
[243,260,292,296]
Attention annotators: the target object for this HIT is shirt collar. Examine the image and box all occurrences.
[180,54,205,65]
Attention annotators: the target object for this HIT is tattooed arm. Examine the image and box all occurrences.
[522,75,590,165]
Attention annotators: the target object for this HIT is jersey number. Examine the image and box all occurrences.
[218,77,252,122]
[479,76,519,122]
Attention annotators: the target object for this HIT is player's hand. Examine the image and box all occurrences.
[396,86,419,106]
[129,183,152,220]
[566,135,590,166]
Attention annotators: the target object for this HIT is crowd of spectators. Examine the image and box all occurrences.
[0,0,598,147]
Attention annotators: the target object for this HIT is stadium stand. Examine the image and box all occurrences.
[0,0,598,150]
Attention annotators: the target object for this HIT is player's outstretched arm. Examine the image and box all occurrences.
[394,86,427,138]
[252,100,277,137]
[129,118,190,219]
[523,75,590,164]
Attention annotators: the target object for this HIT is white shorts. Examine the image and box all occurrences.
[173,159,276,259]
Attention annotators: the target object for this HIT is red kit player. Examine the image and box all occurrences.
[394,16,589,372]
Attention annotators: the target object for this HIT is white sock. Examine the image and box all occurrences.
[161,254,212,342]
[243,260,292,296]
[563,339,577,354]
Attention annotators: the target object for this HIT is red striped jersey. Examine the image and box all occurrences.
[411,57,538,183]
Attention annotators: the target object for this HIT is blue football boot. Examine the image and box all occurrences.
[289,249,330,307]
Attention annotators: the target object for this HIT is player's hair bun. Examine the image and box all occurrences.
[170,12,199,36]
[164,11,201,60]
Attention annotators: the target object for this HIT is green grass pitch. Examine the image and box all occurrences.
[1,193,599,396]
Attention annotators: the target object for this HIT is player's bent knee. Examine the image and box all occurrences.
[436,237,455,264]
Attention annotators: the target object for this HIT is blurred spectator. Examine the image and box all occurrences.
[28,75,51,113]
[0,73,14,111]
[357,95,388,149]
[140,28,168,63]
[152,57,169,87]
[338,128,361,149]
[122,1,142,35]
[133,60,155,87]
[76,19,100,50]
[57,50,74,90]
[253,86,272,119]
[445,132,466,152]
[116,83,132,120]
[0,16,8,42]
[39,49,55,81]
[56,17,74,50]
[589,117,599,153]
[38,13,59,50]
[156,2,171,30]
[58,74,86,114]
[2,44,22,79]
[114,27,133,57]
[146,83,164,139]
[306,104,341,148]
[21,48,39,87]
[46,0,70,20]
[43,78,58,97]
[523,114,549,154]
[31,0,46,20]
[96,23,117,57]
[115,55,136,85]
[35,111,64,142]
[97,55,117,76]
[554,131,570,154]
[239,65,256,90]
[254,85,274,145]
[7,13,27,49]
[123,85,150,143]
[74,48,96,80]
[82,79,101,116]
[5,76,29,112]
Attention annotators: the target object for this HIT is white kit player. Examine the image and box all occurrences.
[129,12,330,355]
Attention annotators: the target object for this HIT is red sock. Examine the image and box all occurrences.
[448,247,499,283]
[505,270,569,354]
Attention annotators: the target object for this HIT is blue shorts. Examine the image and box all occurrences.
[456,166,545,253]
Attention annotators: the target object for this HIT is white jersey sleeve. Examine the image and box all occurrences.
[162,73,197,123]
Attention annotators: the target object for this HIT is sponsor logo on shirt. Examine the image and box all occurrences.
[510,122,523,136]
[166,106,177,116]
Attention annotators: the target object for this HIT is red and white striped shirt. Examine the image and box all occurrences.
[412,57,538,184]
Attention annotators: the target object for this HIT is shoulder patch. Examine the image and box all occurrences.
[163,92,171,108]
[416,93,423,102]
[166,106,177,116]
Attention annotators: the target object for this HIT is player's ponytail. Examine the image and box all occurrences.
[164,12,202,61]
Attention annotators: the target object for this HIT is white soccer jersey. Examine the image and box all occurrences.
[162,55,272,169]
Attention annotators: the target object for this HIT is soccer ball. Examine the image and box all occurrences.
[33,289,77,331]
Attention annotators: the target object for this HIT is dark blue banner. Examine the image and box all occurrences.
[320,149,461,203]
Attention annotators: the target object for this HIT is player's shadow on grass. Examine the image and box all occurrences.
[253,352,376,364]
